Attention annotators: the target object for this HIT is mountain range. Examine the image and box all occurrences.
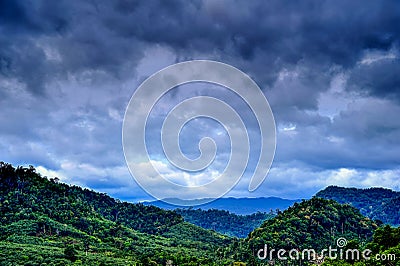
[1,162,399,265]
[143,196,300,215]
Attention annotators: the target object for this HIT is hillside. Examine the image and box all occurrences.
[0,162,233,265]
[247,198,377,250]
[316,186,400,226]
[145,197,299,215]
[175,208,274,238]
[372,196,400,225]
[1,162,398,265]
[228,197,380,265]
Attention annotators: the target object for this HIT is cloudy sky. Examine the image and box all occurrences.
[1,0,400,202]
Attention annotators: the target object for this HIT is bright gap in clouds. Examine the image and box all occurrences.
[143,81,262,189]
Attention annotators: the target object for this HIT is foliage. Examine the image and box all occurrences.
[1,162,398,265]
[226,197,380,265]
[316,185,400,226]
[0,162,234,265]
[323,225,400,266]
[0,162,183,235]
[248,198,377,250]
[175,208,274,238]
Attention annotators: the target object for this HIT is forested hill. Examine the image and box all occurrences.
[0,162,182,235]
[1,162,399,265]
[316,186,400,226]
[0,162,233,265]
[247,198,378,251]
[229,197,381,264]
[175,208,274,238]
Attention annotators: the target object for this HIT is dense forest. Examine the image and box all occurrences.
[0,162,233,265]
[0,163,399,265]
[322,225,400,266]
[175,208,274,238]
[228,198,399,265]
[316,186,400,226]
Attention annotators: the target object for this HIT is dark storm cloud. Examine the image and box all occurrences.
[1,0,400,199]
[0,0,68,33]
[2,0,400,96]
[0,0,70,95]
[0,0,144,95]
[348,58,400,101]
[333,98,400,153]
[266,61,335,111]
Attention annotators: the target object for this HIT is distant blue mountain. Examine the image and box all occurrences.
[143,197,301,215]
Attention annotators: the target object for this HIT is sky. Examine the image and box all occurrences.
[1,0,400,202]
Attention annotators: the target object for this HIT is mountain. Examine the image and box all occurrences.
[2,162,399,265]
[229,197,380,265]
[0,162,233,265]
[144,197,300,215]
[372,196,400,225]
[175,208,274,238]
[247,197,378,251]
[316,186,400,226]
